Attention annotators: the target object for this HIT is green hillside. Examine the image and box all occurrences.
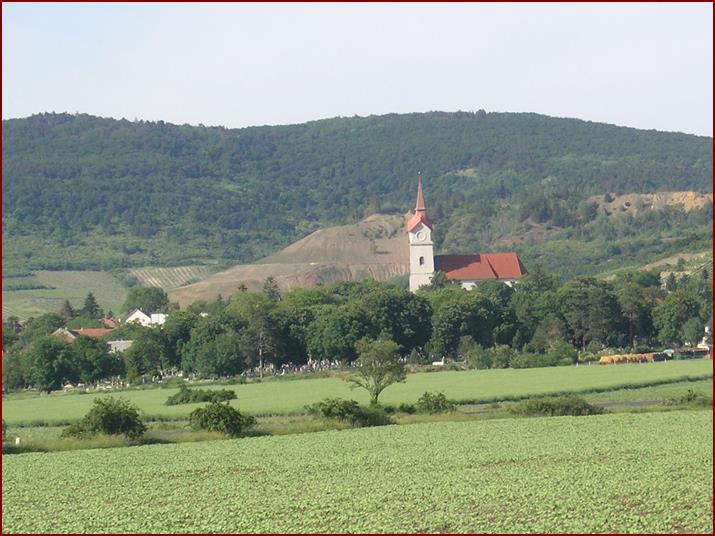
[3,111,712,277]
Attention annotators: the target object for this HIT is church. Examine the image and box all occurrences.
[407,174,527,292]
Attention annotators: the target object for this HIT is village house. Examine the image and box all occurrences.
[408,174,526,292]
[51,327,116,342]
[125,309,167,327]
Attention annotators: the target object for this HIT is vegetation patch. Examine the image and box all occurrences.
[306,398,393,427]
[165,385,237,406]
[60,397,146,440]
[510,395,605,417]
[188,402,256,437]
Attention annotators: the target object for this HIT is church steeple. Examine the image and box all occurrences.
[407,172,435,292]
[415,172,427,212]
[407,172,434,232]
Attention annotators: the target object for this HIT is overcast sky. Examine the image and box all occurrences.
[3,2,713,136]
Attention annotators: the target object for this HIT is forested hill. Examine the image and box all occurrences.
[2,111,712,273]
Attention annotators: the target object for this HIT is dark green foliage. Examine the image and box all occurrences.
[165,385,237,406]
[415,392,455,414]
[3,112,711,275]
[61,397,147,439]
[81,292,103,319]
[306,398,393,427]
[509,395,605,417]
[2,419,7,439]
[188,402,256,437]
[121,287,170,314]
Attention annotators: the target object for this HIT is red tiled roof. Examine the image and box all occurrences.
[72,328,115,339]
[435,253,527,281]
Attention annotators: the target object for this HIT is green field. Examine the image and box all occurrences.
[3,360,711,425]
[1,270,128,320]
[585,378,713,403]
[2,411,711,533]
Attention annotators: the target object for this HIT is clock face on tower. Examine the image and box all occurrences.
[415,231,425,242]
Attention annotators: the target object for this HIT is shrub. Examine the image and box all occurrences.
[165,385,237,406]
[306,397,393,427]
[188,402,256,437]
[2,419,7,440]
[666,389,713,408]
[416,391,454,414]
[510,395,605,417]
[61,397,147,440]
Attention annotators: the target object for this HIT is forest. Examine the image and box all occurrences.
[3,111,712,276]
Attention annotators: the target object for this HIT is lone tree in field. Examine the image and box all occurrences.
[348,338,405,405]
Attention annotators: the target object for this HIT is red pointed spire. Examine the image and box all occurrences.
[407,172,434,232]
[415,172,426,212]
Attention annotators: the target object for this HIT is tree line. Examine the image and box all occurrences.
[2,266,711,393]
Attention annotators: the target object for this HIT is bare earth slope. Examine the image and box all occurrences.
[170,214,409,306]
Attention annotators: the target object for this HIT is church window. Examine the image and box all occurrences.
[419,256,425,266]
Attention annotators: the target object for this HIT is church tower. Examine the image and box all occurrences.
[407,173,435,292]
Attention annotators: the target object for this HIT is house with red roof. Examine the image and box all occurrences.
[407,173,526,292]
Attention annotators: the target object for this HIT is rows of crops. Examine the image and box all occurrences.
[129,266,210,289]
[3,359,712,425]
[2,411,711,533]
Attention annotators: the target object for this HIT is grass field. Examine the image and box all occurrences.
[3,359,711,425]
[1,270,127,320]
[2,411,711,533]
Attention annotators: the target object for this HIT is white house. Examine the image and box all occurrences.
[407,173,527,292]
[125,310,166,327]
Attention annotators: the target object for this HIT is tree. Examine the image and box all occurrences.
[27,336,78,392]
[73,336,123,384]
[123,328,168,380]
[81,292,103,319]
[676,257,686,272]
[62,397,146,439]
[120,287,170,314]
[557,278,621,350]
[430,292,497,358]
[60,300,75,320]
[348,338,405,405]
[240,306,280,377]
[181,317,243,377]
[262,277,281,302]
[682,317,704,347]
[654,290,702,345]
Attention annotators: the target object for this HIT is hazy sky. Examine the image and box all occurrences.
[3,2,713,135]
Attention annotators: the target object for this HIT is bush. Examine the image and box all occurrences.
[416,391,454,414]
[306,398,393,427]
[509,395,605,417]
[666,389,713,408]
[165,385,237,406]
[380,402,416,415]
[188,402,256,437]
[2,419,7,440]
[61,397,147,440]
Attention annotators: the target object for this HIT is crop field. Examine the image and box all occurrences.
[1,270,127,320]
[3,359,711,425]
[128,266,211,289]
[2,411,711,533]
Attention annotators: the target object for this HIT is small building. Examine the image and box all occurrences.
[125,309,166,327]
[107,340,133,354]
[51,327,115,342]
[125,309,152,326]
